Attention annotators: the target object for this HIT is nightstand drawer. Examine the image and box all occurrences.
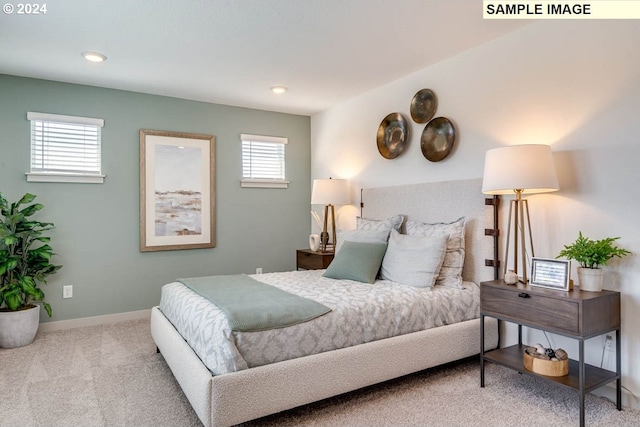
[481,286,580,334]
[296,249,334,270]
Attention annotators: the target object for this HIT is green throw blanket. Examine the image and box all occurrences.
[178,274,331,332]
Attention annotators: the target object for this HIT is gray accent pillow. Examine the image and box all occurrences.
[405,217,466,289]
[356,215,404,233]
[323,241,388,284]
[380,229,448,288]
[335,229,390,254]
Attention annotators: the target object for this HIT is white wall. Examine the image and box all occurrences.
[311,20,640,400]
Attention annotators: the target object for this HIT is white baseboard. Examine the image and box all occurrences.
[592,382,640,411]
[38,309,151,332]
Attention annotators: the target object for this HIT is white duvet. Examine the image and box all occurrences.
[159,269,480,375]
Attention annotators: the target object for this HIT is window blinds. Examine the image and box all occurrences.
[240,133,288,188]
[27,112,104,175]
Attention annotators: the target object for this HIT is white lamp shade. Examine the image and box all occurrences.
[482,144,559,195]
[311,179,350,205]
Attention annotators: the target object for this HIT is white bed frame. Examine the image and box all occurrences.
[151,178,500,427]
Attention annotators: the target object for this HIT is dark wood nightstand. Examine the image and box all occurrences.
[296,249,334,270]
[480,280,621,427]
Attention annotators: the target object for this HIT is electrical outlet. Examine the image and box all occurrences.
[605,335,614,352]
[62,285,73,299]
[256,268,263,274]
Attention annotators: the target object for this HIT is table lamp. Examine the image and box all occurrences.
[482,144,559,283]
[311,178,350,252]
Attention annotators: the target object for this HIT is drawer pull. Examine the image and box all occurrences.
[518,293,531,299]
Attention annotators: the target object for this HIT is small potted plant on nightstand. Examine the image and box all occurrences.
[556,231,631,292]
[0,192,62,348]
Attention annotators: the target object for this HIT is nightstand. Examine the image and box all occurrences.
[296,249,334,270]
[480,280,621,427]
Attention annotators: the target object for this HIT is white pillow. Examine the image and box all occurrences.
[405,217,466,289]
[356,215,404,233]
[335,229,390,254]
[381,230,448,288]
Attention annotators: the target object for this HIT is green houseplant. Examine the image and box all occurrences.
[0,192,62,348]
[556,231,631,292]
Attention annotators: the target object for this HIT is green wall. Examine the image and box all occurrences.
[0,74,311,322]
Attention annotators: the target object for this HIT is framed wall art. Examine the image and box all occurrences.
[530,257,571,291]
[139,129,215,252]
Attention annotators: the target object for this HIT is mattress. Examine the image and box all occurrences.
[159,269,480,375]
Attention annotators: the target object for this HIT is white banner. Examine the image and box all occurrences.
[483,1,640,19]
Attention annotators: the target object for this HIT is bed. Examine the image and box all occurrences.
[150,178,500,427]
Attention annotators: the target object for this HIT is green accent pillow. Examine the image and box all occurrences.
[323,241,388,284]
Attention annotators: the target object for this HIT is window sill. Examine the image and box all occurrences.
[240,179,289,189]
[26,173,106,184]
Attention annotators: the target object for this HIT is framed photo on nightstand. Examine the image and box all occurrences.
[530,257,571,291]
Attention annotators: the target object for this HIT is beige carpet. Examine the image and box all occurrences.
[0,318,638,427]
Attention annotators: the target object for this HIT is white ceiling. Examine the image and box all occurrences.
[0,0,529,116]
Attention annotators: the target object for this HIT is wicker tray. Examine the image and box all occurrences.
[523,351,569,376]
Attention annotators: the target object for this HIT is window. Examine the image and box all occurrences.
[26,112,105,183]
[240,133,288,188]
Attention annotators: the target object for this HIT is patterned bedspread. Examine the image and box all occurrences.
[159,269,480,375]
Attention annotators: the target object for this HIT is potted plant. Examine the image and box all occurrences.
[0,192,62,348]
[556,231,631,292]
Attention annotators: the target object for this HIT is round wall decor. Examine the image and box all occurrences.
[377,112,409,159]
[420,117,455,162]
[410,89,438,124]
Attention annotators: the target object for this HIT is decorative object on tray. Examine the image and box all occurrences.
[410,88,438,124]
[482,144,559,283]
[377,112,409,159]
[420,117,455,162]
[139,129,216,252]
[529,257,571,291]
[523,344,569,377]
[556,231,631,292]
[504,269,518,285]
[311,178,350,252]
[0,192,62,348]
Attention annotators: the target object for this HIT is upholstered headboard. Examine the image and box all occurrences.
[361,178,498,285]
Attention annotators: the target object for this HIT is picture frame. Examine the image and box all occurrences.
[530,257,571,291]
[139,129,215,252]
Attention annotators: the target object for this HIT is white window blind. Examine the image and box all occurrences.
[240,133,289,188]
[26,112,105,183]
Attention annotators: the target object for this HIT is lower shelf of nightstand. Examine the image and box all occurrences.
[483,344,619,392]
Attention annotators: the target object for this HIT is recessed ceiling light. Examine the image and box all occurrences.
[82,51,107,63]
[270,85,287,94]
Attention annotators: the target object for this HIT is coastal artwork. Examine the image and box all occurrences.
[139,129,215,252]
[154,144,202,237]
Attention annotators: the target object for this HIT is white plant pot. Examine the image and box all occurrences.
[0,305,40,348]
[577,267,604,292]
